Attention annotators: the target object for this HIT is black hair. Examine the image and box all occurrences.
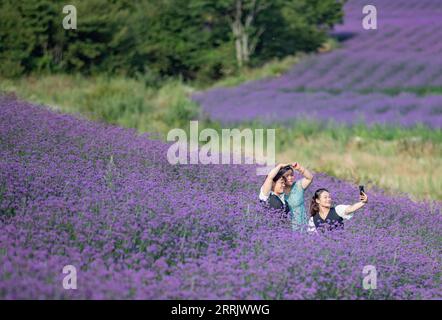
[309,188,330,217]
[272,165,293,182]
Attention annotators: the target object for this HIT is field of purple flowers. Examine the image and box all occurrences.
[1,96,440,299]
[192,0,442,127]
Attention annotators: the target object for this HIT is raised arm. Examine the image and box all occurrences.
[261,163,288,196]
[344,191,368,215]
[292,162,313,189]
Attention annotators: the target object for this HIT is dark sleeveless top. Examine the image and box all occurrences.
[262,193,290,219]
[312,207,344,231]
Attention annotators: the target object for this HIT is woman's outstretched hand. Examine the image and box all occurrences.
[344,191,369,215]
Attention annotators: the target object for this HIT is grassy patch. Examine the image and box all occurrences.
[205,55,303,89]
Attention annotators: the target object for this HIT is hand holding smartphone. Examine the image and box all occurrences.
[359,185,368,203]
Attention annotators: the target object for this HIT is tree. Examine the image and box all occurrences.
[228,0,269,67]
[193,0,345,69]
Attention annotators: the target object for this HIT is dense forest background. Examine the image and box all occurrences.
[0,0,345,82]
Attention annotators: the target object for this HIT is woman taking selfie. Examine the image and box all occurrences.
[307,188,368,233]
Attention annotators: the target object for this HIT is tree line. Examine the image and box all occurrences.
[0,0,345,81]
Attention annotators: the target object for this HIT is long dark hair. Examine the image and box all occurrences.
[309,188,329,217]
[274,165,293,182]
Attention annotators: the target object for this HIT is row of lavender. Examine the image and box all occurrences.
[192,0,442,127]
[1,96,440,299]
[195,87,442,127]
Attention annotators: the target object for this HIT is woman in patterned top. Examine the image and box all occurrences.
[280,163,314,232]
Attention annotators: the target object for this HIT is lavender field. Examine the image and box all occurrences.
[1,96,441,299]
[192,0,442,127]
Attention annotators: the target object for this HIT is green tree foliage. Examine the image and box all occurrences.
[0,0,345,80]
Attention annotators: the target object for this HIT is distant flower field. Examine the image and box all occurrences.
[192,0,442,127]
[1,96,440,299]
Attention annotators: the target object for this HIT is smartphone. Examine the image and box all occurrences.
[359,185,365,195]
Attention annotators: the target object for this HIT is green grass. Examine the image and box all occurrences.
[207,55,303,89]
